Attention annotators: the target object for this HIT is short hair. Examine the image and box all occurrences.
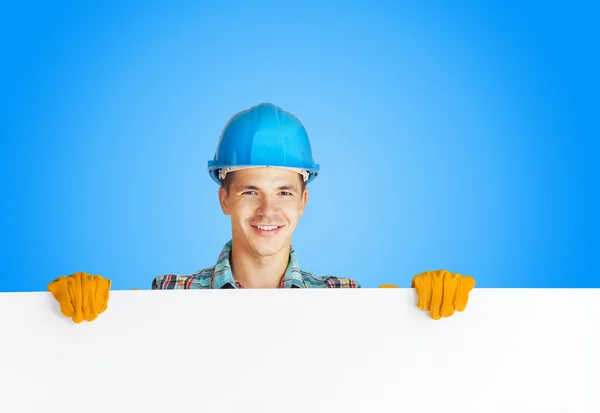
[221,171,306,195]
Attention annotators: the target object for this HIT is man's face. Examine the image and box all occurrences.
[218,167,308,257]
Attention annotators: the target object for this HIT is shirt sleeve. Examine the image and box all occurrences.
[152,274,198,289]
[324,276,361,288]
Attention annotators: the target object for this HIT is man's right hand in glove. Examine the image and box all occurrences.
[48,272,111,323]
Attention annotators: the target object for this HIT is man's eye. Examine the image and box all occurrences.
[242,191,257,195]
[280,191,293,196]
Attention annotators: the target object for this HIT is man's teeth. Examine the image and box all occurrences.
[256,225,279,230]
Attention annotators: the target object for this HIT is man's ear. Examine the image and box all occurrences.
[299,188,308,216]
[218,186,231,216]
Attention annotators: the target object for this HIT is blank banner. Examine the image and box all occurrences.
[0,289,598,413]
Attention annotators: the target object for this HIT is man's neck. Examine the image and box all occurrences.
[229,243,290,289]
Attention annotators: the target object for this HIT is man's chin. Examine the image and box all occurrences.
[248,238,287,257]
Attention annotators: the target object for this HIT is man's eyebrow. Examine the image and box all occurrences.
[236,184,298,191]
[277,185,298,191]
[237,185,260,191]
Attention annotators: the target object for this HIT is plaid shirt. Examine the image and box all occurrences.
[152,240,360,289]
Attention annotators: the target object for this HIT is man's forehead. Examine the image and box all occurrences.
[232,168,302,188]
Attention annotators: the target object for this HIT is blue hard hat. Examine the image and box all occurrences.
[207,103,320,185]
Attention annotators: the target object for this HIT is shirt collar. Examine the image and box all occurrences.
[211,240,306,289]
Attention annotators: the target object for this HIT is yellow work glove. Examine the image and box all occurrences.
[48,272,111,323]
[379,270,476,320]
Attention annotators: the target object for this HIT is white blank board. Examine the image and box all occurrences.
[1,289,599,413]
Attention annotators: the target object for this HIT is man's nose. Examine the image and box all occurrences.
[257,195,277,214]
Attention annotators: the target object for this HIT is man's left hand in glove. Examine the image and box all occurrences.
[380,270,476,320]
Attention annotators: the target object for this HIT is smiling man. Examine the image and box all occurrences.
[149,102,359,290]
[215,168,320,289]
[48,103,475,322]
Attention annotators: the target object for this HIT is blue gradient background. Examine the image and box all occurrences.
[1,1,598,291]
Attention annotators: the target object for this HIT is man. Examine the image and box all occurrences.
[48,103,475,323]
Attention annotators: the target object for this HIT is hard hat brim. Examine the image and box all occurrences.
[207,163,320,186]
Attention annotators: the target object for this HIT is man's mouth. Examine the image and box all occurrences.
[250,224,284,236]
[252,225,282,231]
